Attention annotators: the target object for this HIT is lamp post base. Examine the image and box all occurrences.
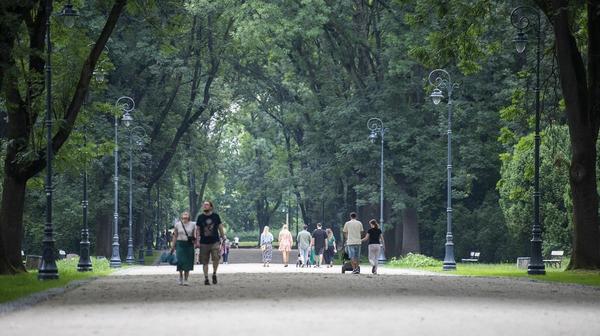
[442,240,456,271]
[38,262,59,280]
[110,242,121,268]
[38,269,59,280]
[77,251,93,272]
[443,261,457,271]
[77,233,92,272]
[377,245,387,264]
[126,242,135,265]
[137,248,145,264]
[527,263,546,275]
[528,235,545,275]
[38,243,59,280]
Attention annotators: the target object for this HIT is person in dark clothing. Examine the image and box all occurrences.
[311,223,327,267]
[361,219,384,274]
[166,229,172,249]
[195,200,225,285]
[324,228,337,267]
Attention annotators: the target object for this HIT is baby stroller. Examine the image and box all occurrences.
[341,246,360,274]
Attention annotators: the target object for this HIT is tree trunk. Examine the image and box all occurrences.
[93,209,112,258]
[394,217,403,257]
[0,0,126,274]
[0,175,27,274]
[540,0,600,268]
[401,207,420,255]
[196,172,209,215]
[568,134,599,268]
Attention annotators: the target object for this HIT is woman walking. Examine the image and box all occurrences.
[170,211,196,285]
[324,228,337,267]
[221,235,231,264]
[278,224,293,267]
[362,219,384,274]
[260,226,274,267]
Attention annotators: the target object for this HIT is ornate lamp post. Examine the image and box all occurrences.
[367,117,386,262]
[129,126,147,265]
[110,96,134,268]
[510,6,545,275]
[77,94,92,272]
[428,68,458,271]
[38,0,79,280]
[123,116,136,265]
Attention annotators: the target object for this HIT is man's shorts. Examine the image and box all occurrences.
[346,244,361,260]
[199,242,221,264]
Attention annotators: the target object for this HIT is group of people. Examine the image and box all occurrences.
[170,202,384,286]
[260,212,384,274]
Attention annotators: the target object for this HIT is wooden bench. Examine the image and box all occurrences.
[543,250,564,268]
[461,251,480,263]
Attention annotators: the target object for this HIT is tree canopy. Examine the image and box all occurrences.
[0,0,599,274]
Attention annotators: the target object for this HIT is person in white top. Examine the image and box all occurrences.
[170,212,196,285]
[343,212,364,274]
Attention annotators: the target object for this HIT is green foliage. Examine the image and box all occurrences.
[389,253,442,268]
[0,257,111,304]
[4,0,595,269]
[498,125,574,256]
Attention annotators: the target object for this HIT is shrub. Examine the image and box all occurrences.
[389,253,442,268]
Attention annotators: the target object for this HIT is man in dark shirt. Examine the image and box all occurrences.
[311,223,327,267]
[195,200,225,285]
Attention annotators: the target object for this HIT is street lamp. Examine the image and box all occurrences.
[127,126,148,265]
[123,117,137,265]
[110,96,135,268]
[428,68,458,271]
[510,6,545,275]
[366,117,386,263]
[77,93,92,272]
[38,0,79,280]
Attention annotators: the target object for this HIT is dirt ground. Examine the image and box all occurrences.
[1,261,600,336]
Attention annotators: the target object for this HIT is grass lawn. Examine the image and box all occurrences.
[0,257,112,304]
[388,259,600,287]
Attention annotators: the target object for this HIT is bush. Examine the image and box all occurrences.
[389,253,442,268]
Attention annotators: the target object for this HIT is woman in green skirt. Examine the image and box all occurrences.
[170,211,196,285]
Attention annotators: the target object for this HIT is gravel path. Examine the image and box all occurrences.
[2,261,600,336]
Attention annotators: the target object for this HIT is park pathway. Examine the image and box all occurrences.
[2,256,600,335]
[227,246,299,264]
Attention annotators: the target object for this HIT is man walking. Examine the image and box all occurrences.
[196,200,225,285]
[297,225,312,267]
[311,223,327,267]
[343,212,364,274]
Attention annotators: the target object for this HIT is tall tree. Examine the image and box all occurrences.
[534,0,600,268]
[0,0,127,274]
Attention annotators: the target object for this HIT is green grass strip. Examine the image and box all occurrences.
[0,257,112,304]
[388,261,600,287]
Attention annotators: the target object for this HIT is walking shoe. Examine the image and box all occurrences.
[183,279,189,286]
[212,274,218,284]
[178,278,183,285]
[372,266,376,274]
[204,278,210,286]
[352,269,360,274]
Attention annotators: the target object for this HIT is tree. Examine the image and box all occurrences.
[534,0,600,268]
[0,0,127,274]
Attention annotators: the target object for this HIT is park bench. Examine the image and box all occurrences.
[461,251,480,263]
[543,250,564,268]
